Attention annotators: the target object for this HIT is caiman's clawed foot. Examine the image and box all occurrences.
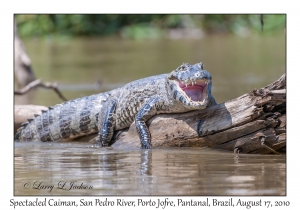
[95,137,108,148]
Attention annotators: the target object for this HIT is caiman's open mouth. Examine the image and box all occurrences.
[177,79,209,103]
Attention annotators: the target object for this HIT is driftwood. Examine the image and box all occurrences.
[14,24,67,101]
[14,74,286,154]
[113,74,286,154]
[14,24,35,88]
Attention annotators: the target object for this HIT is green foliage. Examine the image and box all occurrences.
[120,23,162,40]
[15,14,286,39]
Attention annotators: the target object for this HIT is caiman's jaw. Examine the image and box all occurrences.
[177,79,209,104]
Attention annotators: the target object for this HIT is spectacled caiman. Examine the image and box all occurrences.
[14,62,216,149]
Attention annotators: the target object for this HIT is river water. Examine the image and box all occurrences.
[14,32,286,195]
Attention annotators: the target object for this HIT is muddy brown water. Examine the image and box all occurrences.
[15,142,285,195]
[14,33,286,195]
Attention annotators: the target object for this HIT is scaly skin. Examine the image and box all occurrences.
[15,62,216,149]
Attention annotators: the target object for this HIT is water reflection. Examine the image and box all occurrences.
[15,142,285,195]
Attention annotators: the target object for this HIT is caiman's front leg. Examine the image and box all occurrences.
[135,96,165,149]
[96,98,117,147]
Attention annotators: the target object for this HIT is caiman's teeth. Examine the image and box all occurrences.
[185,84,187,88]
[192,81,194,86]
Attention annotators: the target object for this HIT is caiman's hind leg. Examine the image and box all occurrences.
[135,96,165,149]
[96,98,117,147]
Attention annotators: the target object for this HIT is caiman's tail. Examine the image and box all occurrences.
[14,103,77,142]
[14,113,45,142]
[14,94,103,142]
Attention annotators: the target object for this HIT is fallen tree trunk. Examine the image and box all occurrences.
[113,74,286,154]
[14,74,286,154]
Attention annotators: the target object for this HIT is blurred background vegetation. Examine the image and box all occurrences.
[14,14,286,106]
[15,14,285,39]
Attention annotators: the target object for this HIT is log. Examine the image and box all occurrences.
[14,74,286,154]
[112,74,286,154]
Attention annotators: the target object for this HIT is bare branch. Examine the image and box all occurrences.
[14,78,67,101]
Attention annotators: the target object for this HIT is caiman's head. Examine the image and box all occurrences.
[166,62,213,109]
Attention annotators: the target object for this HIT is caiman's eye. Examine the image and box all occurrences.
[168,74,177,80]
[181,67,188,71]
[194,72,200,77]
[175,66,186,72]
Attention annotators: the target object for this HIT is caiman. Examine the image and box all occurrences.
[14,62,216,149]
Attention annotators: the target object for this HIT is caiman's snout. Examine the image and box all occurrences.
[194,69,211,81]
